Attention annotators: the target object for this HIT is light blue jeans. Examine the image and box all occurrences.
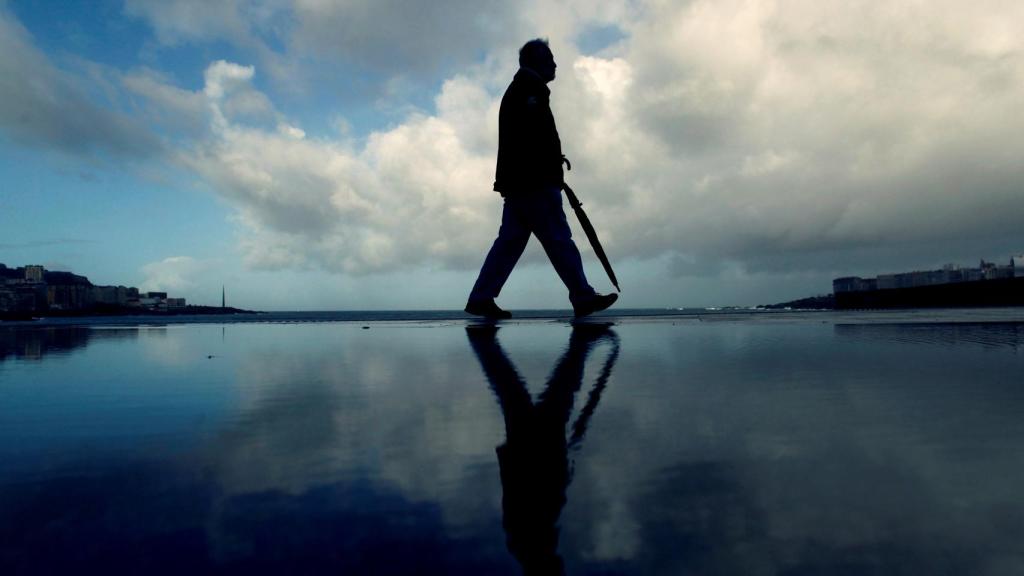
[469,186,596,305]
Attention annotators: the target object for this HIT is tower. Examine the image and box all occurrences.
[222,285,225,309]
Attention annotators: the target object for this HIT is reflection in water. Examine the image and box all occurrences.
[835,322,1024,350]
[467,324,619,575]
[2,319,1023,573]
[0,326,144,362]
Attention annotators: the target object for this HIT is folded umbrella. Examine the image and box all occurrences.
[561,182,621,293]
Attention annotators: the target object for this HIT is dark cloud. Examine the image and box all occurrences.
[0,10,162,159]
[570,0,1024,280]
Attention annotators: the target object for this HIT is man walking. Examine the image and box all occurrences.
[465,39,618,319]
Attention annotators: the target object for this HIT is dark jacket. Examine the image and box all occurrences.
[493,69,564,195]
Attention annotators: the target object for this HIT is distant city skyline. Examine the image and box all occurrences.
[0,261,194,314]
[3,1,1023,311]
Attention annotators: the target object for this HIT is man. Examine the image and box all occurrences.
[465,39,618,319]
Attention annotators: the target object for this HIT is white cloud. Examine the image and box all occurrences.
[203,61,255,99]
[170,60,497,274]
[152,0,1024,281]
[203,60,276,125]
[140,256,212,293]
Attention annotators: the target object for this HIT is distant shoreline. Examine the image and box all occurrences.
[4,307,1024,328]
[0,305,258,322]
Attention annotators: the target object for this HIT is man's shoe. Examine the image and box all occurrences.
[573,293,618,318]
[465,299,512,319]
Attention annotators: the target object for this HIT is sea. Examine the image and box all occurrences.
[1,308,1022,574]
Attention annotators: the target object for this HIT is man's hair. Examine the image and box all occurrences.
[519,38,551,69]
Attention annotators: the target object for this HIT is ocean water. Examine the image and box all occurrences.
[1,311,1023,574]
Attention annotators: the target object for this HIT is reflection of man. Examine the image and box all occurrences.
[466,324,618,575]
[465,39,618,320]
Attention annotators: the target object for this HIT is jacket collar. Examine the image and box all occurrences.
[514,67,550,95]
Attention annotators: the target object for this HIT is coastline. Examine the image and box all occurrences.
[3,307,1024,328]
[0,305,257,323]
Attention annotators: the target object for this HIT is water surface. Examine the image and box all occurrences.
[1,314,1022,574]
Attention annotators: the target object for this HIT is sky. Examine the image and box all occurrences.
[1,0,1023,311]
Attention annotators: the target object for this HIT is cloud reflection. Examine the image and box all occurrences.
[2,321,1023,574]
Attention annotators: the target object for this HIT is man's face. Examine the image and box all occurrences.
[536,48,557,82]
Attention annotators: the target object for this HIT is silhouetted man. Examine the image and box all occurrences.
[465,39,618,319]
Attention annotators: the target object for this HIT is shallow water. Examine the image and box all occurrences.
[1,316,1022,574]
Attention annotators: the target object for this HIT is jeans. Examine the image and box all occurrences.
[469,186,596,305]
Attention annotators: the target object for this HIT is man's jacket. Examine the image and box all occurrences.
[493,69,564,195]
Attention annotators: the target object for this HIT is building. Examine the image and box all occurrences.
[0,284,46,313]
[41,270,94,310]
[24,265,44,283]
[46,284,94,310]
[2,262,193,315]
[833,276,876,293]
[93,285,132,306]
[834,254,1024,309]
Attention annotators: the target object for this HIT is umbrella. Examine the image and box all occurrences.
[562,182,621,292]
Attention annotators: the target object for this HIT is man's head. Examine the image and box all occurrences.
[519,38,556,82]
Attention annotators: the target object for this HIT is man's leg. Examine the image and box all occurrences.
[468,198,532,304]
[528,187,596,306]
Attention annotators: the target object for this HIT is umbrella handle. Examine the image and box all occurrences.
[562,182,582,210]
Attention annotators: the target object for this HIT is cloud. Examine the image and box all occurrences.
[123,0,298,88]
[66,1,1024,283]
[172,61,497,274]
[606,0,1024,269]
[122,0,525,99]
[178,0,1024,278]
[122,68,207,138]
[0,238,95,250]
[203,60,276,123]
[140,256,212,293]
[123,0,271,46]
[288,0,521,76]
[0,8,162,159]
[121,0,635,86]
